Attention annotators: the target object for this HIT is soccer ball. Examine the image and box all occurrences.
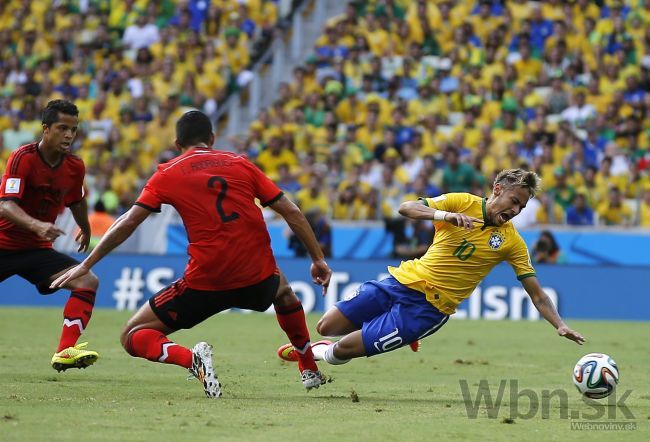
[572,353,619,399]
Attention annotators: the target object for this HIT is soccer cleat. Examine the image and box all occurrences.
[51,342,99,372]
[277,340,333,362]
[409,340,421,352]
[301,369,326,390]
[277,343,298,362]
[188,342,222,398]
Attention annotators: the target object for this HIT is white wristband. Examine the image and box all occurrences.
[433,210,449,221]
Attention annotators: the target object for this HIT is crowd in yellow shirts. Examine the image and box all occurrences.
[2,0,650,228]
[243,0,650,227]
[0,0,276,213]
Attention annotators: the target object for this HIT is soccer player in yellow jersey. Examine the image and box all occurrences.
[278,169,584,367]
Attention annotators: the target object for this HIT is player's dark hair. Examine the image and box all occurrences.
[176,110,213,147]
[494,168,542,197]
[42,100,79,126]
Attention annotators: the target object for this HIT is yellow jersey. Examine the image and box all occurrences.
[389,193,535,315]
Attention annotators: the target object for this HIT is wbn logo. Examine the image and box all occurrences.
[459,379,635,420]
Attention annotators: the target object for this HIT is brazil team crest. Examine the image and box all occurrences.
[488,231,505,249]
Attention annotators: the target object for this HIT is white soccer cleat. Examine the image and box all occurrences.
[310,340,333,361]
[189,342,222,398]
[301,369,326,390]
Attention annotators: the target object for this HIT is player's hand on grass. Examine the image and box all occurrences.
[311,259,332,295]
[557,325,585,345]
[34,221,65,242]
[50,264,90,289]
[444,213,483,230]
[76,229,91,252]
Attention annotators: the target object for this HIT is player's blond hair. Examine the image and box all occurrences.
[494,169,542,198]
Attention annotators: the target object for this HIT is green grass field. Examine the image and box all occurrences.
[1,308,648,441]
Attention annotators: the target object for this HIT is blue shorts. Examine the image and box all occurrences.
[335,276,449,357]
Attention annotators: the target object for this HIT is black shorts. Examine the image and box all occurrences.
[149,274,280,330]
[0,248,79,294]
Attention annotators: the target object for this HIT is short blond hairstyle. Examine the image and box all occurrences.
[494,169,542,198]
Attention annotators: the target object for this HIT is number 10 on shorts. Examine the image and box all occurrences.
[374,328,403,353]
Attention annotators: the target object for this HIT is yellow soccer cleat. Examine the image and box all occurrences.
[51,342,99,372]
[277,343,298,362]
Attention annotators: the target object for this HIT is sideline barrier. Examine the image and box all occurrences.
[167,224,650,265]
[1,256,648,321]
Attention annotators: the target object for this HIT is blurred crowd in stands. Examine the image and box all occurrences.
[0,0,278,213]
[2,0,650,236]
[238,0,650,230]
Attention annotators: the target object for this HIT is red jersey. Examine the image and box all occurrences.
[136,148,282,291]
[0,142,85,250]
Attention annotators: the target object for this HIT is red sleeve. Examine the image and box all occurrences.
[0,150,31,201]
[245,159,283,206]
[135,172,165,212]
[64,158,86,206]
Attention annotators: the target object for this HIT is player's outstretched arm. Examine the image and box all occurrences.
[521,276,585,345]
[398,200,482,230]
[50,205,151,288]
[269,195,332,294]
[0,199,65,241]
[69,199,91,252]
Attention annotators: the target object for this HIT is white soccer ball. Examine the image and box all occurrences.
[572,353,619,399]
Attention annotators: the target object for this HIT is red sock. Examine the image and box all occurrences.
[275,301,318,371]
[124,329,192,368]
[57,289,96,352]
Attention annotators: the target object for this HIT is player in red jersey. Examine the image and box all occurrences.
[0,100,99,371]
[52,110,333,398]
